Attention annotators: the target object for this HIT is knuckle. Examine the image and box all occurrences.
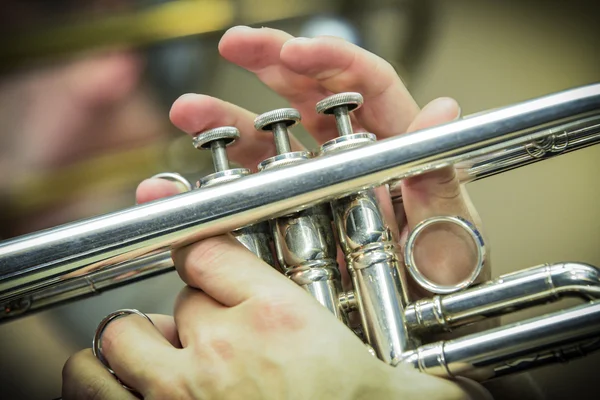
[79,377,113,400]
[246,294,306,333]
[404,168,462,202]
[146,372,199,400]
[62,359,114,400]
[99,316,131,356]
[62,349,88,381]
[175,236,235,284]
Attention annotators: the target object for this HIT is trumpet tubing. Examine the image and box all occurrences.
[1,83,600,382]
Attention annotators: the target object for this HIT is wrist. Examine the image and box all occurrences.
[351,360,470,400]
[349,360,409,400]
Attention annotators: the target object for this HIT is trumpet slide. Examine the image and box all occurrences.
[1,83,600,381]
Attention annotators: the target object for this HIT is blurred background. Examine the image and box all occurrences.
[0,0,599,398]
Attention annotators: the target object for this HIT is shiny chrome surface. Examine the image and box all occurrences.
[332,187,410,363]
[390,113,600,201]
[405,262,600,333]
[256,110,346,322]
[2,251,175,318]
[1,84,600,383]
[3,84,599,295]
[403,216,486,294]
[194,126,276,268]
[400,301,600,381]
[319,93,411,363]
[231,222,276,268]
[271,204,344,319]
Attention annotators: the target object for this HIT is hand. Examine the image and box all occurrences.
[63,235,479,400]
[141,26,490,295]
[62,26,493,400]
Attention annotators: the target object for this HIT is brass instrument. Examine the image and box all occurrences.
[1,83,600,382]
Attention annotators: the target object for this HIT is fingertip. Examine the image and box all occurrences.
[169,93,192,123]
[279,37,312,69]
[408,97,461,133]
[280,36,312,49]
[136,178,188,204]
[424,97,461,120]
[169,93,207,134]
[171,92,200,109]
[218,26,293,71]
[218,25,251,54]
[220,25,254,41]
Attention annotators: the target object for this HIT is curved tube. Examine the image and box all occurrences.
[400,301,600,381]
[405,262,600,332]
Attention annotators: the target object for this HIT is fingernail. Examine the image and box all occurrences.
[173,181,192,193]
[455,105,462,120]
[149,174,193,193]
[432,97,461,120]
[176,93,199,102]
[226,25,253,33]
[283,37,312,47]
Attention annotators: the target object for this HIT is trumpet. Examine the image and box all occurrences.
[1,83,600,382]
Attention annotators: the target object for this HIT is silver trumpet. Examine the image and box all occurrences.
[2,83,600,382]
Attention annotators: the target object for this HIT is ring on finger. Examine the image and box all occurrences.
[150,172,193,192]
[92,308,155,392]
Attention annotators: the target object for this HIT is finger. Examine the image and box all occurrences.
[62,349,137,400]
[169,93,305,171]
[280,35,420,138]
[99,313,179,391]
[218,27,337,138]
[136,178,188,204]
[399,98,483,286]
[218,26,420,143]
[148,313,182,348]
[172,234,306,307]
[173,286,228,347]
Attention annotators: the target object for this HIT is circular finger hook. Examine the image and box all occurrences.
[150,172,193,192]
[92,309,155,392]
[404,216,485,294]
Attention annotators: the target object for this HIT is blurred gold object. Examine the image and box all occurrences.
[0,0,328,68]
[7,143,165,216]
[5,136,215,217]
[1,0,234,67]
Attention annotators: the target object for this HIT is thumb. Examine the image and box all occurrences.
[135,174,192,204]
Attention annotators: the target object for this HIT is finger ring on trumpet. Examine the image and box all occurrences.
[403,216,485,294]
[92,308,154,392]
[150,172,193,192]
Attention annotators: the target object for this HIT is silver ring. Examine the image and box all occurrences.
[404,216,485,294]
[150,172,193,192]
[92,309,154,391]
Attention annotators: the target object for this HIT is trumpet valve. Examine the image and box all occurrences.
[255,108,312,170]
[255,108,348,322]
[316,93,376,154]
[254,107,301,154]
[316,92,363,137]
[193,126,250,187]
[193,126,240,172]
[192,126,275,267]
